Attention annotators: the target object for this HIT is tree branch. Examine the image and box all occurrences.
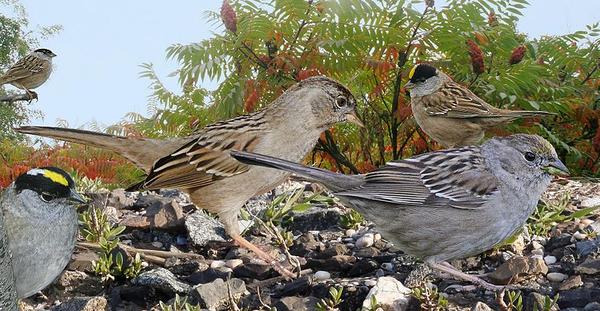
[0,92,36,104]
[389,5,431,159]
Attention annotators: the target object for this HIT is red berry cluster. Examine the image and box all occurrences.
[509,45,526,65]
[466,39,485,74]
[220,0,237,34]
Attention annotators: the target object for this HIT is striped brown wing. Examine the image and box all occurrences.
[0,55,48,84]
[142,111,268,190]
[336,147,499,210]
[422,80,500,118]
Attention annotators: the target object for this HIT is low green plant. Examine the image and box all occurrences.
[263,188,311,226]
[528,193,599,236]
[81,206,142,281]
[411,284,448,311]
[534,293,559,311]
[364,295,380,311]
[158,294,201,311]
[316,286,343,311]
[500,290,523,311]
[339,209,365,229]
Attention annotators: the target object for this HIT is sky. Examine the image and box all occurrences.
[7,0,600,128]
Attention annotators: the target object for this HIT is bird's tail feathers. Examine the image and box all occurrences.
[230,151,363,192]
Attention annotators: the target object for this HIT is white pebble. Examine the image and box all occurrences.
[531,241,544,250]
[374,233,382,242]
[573,232,587,240]
[364,279,377,287]
[381,262,394,271]
[225,259,243,269]
[356,233,374,248]
[544,255,557,265]
[314,271,331,281]
[151,241,163,249]
[342,238,354,243]
[210,260,226,269]
[345,243,355,248]
[345,229,356,237]
[217,267,233,273]
[547,272,568,282]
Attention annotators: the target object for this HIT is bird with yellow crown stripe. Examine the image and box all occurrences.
[0,167,85,309]
[404,63,555,148]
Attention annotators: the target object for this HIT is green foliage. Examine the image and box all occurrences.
[534,293,560,311]
[0,0,61,140]
[158,294,201,311]
[81,207,142,282]
[339,209,365,229]
[527,192,599,236]
[502,290,524,311]
[411,284,448,311]
[316,286,343,311]
[125,0,600,176]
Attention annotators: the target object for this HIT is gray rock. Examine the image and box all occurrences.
[361,277,412,311]
[581,197,600,208]
[51,297,108,311]
[559,288,600,308]
[576,238,600,257]
[472,302,493,311]
[185,211,228,247]
[286,206,343,232]
[585,302,600,311]
[274,296,319,311]
[575,258,600,275]
[190,278,246,310]
[132,268,191,294]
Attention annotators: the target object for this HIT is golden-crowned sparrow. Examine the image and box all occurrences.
[0,48,56,99]
[405,63,554,147]
[0,167,84,308]
[16,76,362,278]
[231,134,569,289]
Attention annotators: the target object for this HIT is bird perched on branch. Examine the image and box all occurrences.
[231,134,569,289]
[405,63,555,147]
[0,48,56,100]
[16,76,363,278]
[0,167,84,302]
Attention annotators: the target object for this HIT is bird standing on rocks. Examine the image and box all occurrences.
[0,167,84,306]
[231,134,569,289]
[16,76,363,278]
[405,63,555,147]
[0,48,56,100]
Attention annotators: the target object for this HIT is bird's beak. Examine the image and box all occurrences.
[404,81,415,90]
[345,111,364,128]
[543,159,570,176]
[50,52,57,57]
[68,189,87,205]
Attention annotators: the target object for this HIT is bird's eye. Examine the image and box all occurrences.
[524,152,536,162]
[40,193,54,203]
[335,96,347,108]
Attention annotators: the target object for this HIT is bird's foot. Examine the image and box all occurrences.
[25,90,38,102]
[231,234,296,279]
[430,261,504,291]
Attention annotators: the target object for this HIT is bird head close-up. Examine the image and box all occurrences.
[277,76,363,129]
[404,63,448,97]
[13,167,85,208]
[33,48,57,60]
[484,134,569,185]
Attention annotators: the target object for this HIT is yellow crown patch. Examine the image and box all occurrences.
[408,65,418,80]
[43,170,69,186]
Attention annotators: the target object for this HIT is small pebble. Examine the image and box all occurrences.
[345,229,356,237]
[216,267,233,273]
[151,241,163,249]
[544,255,557,265]
[314,271,331,281]
[364,279,377,287]
[225,259,243,269]
[374,233,382,242]
[573,232,587,240]
[381,262,394,271]
[342,237,354,243]
[531,249,544,256]
[356,233,374,248]
[308,230,320,235]
[581,218,594,226]
[210,260,226,269]
[345,243,355,248]
[531,241,544,250]
[547,272,568,282]
[375,269,385,277]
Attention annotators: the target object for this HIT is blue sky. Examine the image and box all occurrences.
[10,0,600,128]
